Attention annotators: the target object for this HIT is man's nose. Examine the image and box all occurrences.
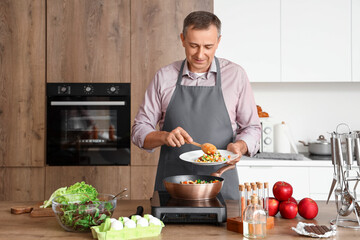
[196,47,205,58]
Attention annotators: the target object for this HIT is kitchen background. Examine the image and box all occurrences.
[0,0,359,201]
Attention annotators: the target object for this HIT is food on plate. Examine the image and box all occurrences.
[298,198,318,219]
[180,179,220,184]
[273,181,293,201]
[196,151,227,163]
[279,200,298,219]
[201,142,218,155]
[41,181,98,208]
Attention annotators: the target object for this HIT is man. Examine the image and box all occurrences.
[131,11,261,200]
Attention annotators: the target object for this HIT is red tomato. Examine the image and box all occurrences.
[273,181,293,201]
[298,198,318,219]
[267,197,280,216]
[279,200,298,219]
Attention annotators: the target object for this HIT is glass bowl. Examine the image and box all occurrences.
[52,193,116,232]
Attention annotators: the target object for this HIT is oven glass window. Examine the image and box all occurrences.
[61,109,118,149]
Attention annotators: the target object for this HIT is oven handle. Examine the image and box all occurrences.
[50,101,126,106]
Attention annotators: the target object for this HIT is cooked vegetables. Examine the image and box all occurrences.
[196,151,226,163]
[180,179,220,184]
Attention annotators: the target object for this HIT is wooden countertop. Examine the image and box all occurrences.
[1,200,359,239]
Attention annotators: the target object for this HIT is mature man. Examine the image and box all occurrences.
[131,11,261,200]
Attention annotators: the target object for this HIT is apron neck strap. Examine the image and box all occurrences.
[177,57,221,87]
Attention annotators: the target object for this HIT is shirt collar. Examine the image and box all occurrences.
[182,58,217,80]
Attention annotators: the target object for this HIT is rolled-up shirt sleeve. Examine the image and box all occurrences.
[234,71,261,157]
[131,74,162,152]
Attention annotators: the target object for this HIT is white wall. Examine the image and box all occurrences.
[251,82,360,152]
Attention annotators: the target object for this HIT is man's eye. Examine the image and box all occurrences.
[190,45,197,48]
[205,46,213,50]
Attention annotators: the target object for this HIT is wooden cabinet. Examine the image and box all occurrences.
[45,166,131,199]
[214,0,281,82]
[0,0,45,167]
[130,166,157,200]
[281,0,351,82]
[0,168,45,201]
[130,0,213,166]
[46,0,130,83]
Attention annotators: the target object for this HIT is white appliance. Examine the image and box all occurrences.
[259,118,275,152]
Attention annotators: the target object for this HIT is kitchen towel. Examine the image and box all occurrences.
[254,152,305,160]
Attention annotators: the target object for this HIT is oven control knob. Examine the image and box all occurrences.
[84,85,94,94]
[110,86,116,92]
[264,137,272,145]
[264,127,272,134]
[60,86,68,93]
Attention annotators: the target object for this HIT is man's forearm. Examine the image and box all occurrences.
[143,131,167,150]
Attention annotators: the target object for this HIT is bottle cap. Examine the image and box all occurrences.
[251,194,259,204]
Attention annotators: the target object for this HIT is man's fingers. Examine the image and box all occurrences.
[178,128,193,143]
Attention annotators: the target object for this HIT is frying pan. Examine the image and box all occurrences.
[163,164,235,200]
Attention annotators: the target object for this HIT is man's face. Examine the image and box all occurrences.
[180,24,221,73]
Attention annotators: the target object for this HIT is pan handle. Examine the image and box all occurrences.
[210,164,236,177]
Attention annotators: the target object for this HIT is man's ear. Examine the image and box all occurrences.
[180,33,185,47]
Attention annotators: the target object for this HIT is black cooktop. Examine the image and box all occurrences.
[151,191,227,224]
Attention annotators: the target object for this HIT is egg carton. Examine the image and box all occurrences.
[91,215,164,240]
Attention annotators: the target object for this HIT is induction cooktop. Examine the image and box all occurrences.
[150,191,227,224]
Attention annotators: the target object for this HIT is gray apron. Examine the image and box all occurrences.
[154,57,239,200]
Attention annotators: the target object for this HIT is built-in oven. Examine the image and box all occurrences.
[46,83,130,166]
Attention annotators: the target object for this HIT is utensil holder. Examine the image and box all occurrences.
[329,124,360,229]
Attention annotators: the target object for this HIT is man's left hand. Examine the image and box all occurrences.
[226,140,248,165]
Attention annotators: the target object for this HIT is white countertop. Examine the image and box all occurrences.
[237,155,333,167]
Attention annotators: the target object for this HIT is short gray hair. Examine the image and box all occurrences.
[182,11,221,39]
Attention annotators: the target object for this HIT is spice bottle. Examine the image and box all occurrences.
[239,184,245,220]
[246,185,252,206]
[257,182,264,208]
[243,194,267,239]
[264,182,269,216]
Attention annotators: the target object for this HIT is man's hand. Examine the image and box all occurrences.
[143,127,193,149]
[163,127,193,147]
[226,140,248,165]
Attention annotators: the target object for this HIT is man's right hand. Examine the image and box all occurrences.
[143,127,193,150]
[163,127,193,147]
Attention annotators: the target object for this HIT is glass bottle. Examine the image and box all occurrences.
[239,184,245,220]
[243,194,267,239]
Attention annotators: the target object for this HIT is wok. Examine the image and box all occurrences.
[163,164,235,200]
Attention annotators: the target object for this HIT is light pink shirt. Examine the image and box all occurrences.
[131,57,261,156]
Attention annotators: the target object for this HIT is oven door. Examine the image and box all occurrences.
[47,96,130,165]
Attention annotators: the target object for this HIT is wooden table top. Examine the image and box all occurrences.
[1,200,359,239]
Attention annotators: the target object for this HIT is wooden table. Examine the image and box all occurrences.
[1,200,359,239]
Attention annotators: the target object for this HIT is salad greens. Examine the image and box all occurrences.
[41,181,98,208]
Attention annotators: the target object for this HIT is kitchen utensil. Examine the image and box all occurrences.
[327,133,337,204]
[299,135,331,155]
[163,164,235,200]
[179,149,239,166]
[345,134,353,171]
[190,141,217,155]
[354,133,360,167]
[113,188,128,200]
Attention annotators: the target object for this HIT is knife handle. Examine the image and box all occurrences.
[355,134,360,166]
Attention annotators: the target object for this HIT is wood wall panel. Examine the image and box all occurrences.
[0,0,45,167]
[0,167,45,201]
[47,0,130,83]
[130,166,157,200]
[45,166,131,199]
[130,0,213,166]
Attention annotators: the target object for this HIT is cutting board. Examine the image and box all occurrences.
[11,202,55,217]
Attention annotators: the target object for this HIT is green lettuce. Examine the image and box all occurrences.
[40,181,98,208]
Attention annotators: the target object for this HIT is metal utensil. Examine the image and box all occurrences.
[327,133,338,204]
[354,132,360,167]
[112,188,128,200]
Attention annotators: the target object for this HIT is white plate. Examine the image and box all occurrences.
[179,150,239,166]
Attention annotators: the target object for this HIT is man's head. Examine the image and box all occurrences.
[180,11,222,73]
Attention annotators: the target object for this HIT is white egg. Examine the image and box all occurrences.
[110,218,117,223]
[133,215,142,220]
[122,217,130,223]
[137,217,149,227]
[124,219,136,228]
[146,214,154,219]
[111,220,123,230]
[149,218,161,226]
